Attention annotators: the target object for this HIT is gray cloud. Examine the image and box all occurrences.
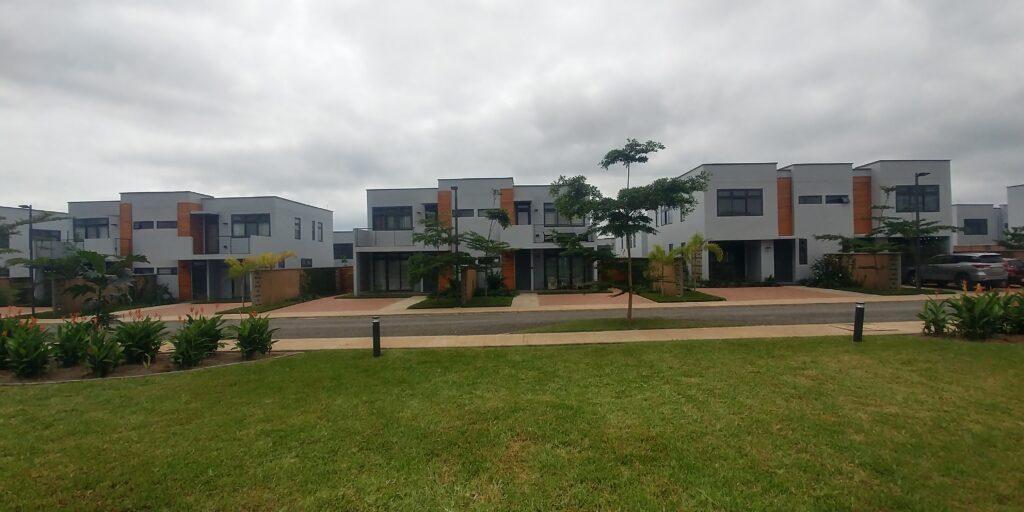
[1,0,1022,230]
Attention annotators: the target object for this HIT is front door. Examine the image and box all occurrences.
[515,250,532,290]
[773,239,795,283]
[192,261,208,301]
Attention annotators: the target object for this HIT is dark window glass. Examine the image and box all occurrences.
[294,217,301,239]
[825,195,850,204]
[300,258,313,268]
[156,267,177,275]
[0,267,9,277]
[543,203,584,226]
[133,221,154,230]
[962,219,988,235]
[799,239,808,265]
[231,214,271,237]
[311,220,315,240]
[976,254,1002,264]
[515,201,531,225]
[659,208,672,225]
[798,195,822,205]
[31,229,61,241]
[372,206,413,230]
[895,185,940,213]
[334,243,354,260]
[317,222,324,242]
[452,209,474,218]
[716,189,763,217]
[73,218,110,240]
[424,203,438,221]
[0,233,8,249]
[134,267,155,275]
[155,220,177,229]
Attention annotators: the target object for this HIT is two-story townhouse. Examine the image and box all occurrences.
[0,205,72,283]
[643,160,954,283]
[951,204,1006,247]
[352,177,603,295]
[68,191,333,301]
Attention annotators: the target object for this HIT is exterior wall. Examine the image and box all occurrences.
[0,206,72,279]
[333,230,354,267]
[251,268,301,306]
[1009,184,1024,229]
[702,163,780,241]
[66,201,120,255]
[951,204,1003,247]
[858,160,954,229]
[787,163,853,280]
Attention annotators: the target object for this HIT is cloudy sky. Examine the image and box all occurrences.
[1,0,1022,229]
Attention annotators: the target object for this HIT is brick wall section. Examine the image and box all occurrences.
[252,269,300,306]
[437,190,452,227]
[501,251,515,289]
[500,188,515,225]
[852,176,872,235]
[178,261,192,301]
[119,202,133,256]
[176,202,203,254]
[776,176,793,236]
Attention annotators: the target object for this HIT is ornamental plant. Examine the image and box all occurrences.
[113,310,166,364]
[169,323,211,370]
[53,315,93,367]
[184,310,227,356]
[84,330,124,377]
[947,291,1004,341]
[6,319,51,378]
[0,315,21,369]
[230,313,278,359]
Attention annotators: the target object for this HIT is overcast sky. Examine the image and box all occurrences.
[1,1,1022,229]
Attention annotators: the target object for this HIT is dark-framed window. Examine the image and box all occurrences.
[231,213,271,237]
[659,208,672,226]
[133,221,154,230]
[134,267,155,275]
[717,189,763,217]
[294,217,301,239]
[311,220,315,240]
[0,233,8,249]
[825,195,850,204]
[0,267,10,277]
[156,267,177,275]
[317,222,324,242]
[963,218,988,235]
[542,250,593,289]
[31,229,61,241]
[372,206,413,230]
[424,203,438,221]
[370,252,412,291]
[798,195,822,205]
[543,203,584,226]
[300,258,313,268]
[515,201,531,225]
[334,243,353,260]
[155,220,177,229]
[799,239,808,265]
[452,209,474,218]
[478,208,502,218]
[73,218,110,240]
[895,185,940,213]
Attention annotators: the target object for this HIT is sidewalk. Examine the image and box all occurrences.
[272,321,924,350]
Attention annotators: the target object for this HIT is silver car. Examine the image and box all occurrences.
[916,253,1008,289]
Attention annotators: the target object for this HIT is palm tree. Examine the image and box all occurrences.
[646,244,684,294]
[225,251,296,306]
[680,233,724,289]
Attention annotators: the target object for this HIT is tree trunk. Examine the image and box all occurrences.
[626,243,633,321]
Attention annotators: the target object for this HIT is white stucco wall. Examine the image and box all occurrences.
[0,206,72,279]
[951,204,1002,247]
[1008,185,1024,229]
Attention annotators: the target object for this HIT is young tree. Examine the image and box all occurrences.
[64,250,149,328]
[408,217,473,303]
[1000,227,1024,250]
[551,173,709,320]
[225,251,297,306]
[646,244,684,294]
[600,139,666,189]
[680,233,724,289]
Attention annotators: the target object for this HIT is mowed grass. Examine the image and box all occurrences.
[517,317,729,333]
[2,336,1024,510]
[640,290,726,302]
[408,295,514,309]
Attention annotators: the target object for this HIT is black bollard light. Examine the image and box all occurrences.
[853,302,865,342]
[372,316,381,357]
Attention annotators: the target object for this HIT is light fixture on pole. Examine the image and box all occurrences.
[17,204,35,316]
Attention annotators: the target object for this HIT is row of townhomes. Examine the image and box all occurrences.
[2,160,1023,299]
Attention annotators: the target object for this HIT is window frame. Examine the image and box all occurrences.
[231,213,271,238]
[294,217,302,240]
[962,218,988,236]
[543,203,584,227]
[317,222,323,242]
[155,220,177,229]
[716,189,764,217]
[156,267,177,276]
[799,239,808,265]
[371,206,414,230]
[825,195,850,205]
[300,258,313,268]
[895,185,940,213]
[133,221,154,230]
[73,218,110,240]
[333,242,354,260]
[798,195,823,205]
[514,201,531,225]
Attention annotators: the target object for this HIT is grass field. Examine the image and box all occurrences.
[639,290,725,302]
[517,317,728,333]
[2,336,1023,510]
[408,295,514,309]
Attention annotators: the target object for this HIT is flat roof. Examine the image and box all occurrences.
[952,203,999,207]
[0,205,67,215]
[1008,183,1024,189]
[778,163,853,170]
[687,162,778,173]
[206,195,332,213]
[856,159,950,167]
[119,190,212,197]
[67,200,120,205]
[366,187,437,192]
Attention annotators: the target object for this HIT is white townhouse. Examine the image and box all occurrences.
[0,205,73,280]
[639,160,954,283]
[67,191,333,301]
[1008,184,1024,231]
[352,177,609,295]
[950,204,1006,247]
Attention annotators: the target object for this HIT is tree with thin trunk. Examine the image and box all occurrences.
[551,173,708,320]
[679,233,724,289]
[225,251,296,307]
[599,138,666,189]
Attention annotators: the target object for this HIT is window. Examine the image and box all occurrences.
[294,217,301,239]
[963,219,988,235]
[73,218,109,240]
[424,203,438,221]
[156,267,177,275]
[798,195,823,204]
[668,243,674,251]
[0,233,8,249]
[134,267,155,275]
[825,195,850,204]
[716,189,763,217]
[0,267,8,277]
[311,220,315,240]
[452,209,474,218]
[543,203,584,226]
[133,221,154,230]
[231,214,271,237]
[478,208,502,218]
[156,220,177,229]
[659,208,673,226]
[372,206,413,230]
[31,229,61,241]
[895,185,940,213]
[317,222,323,242]
[515,201,531,225]
[799,239,808,265]
[300,258,313,268]
[334,242,353,260]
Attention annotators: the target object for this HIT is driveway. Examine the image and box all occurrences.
[696,286,867,301]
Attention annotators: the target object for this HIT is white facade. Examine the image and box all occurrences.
[951,204,1004,247]
[333,230,354,267]
[1009,184,1024,229]
[0,205,72,279]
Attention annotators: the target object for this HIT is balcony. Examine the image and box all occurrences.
[217,236,251,255]
[354,229,414,248]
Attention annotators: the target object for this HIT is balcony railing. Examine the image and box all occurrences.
[217,236,251,255]
[354,229,414,248]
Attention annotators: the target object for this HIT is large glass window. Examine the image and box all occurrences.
[231,213,271,237]
[716,189,763,217]
[333,243,353,260]
[31,229,61,241]
[73,218,109,240]
[372,206,413,230]
[895,185,940,213]
[371,253,412,291]
[515,201,531,225]
[543,203,584,226]
[963,218,988,235]
[542,251,592,289]
[659,208,673,226]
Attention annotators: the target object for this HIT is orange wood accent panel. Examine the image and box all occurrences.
[501,251,515,289]
[437,190,452,227]
[852,175,873,235]
[776,176,794,236]
[176,202,202,237]
[500,188,515,225]
[119,202,133,256]
[189,214,204,254]
[177,261,192,302]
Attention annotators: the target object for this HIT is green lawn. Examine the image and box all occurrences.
[517,317,728,333]
[2,336,1023,510]
[640,289,725,302]
[335,293,419,299]
[408,296,514,309]
[836,286,956,296]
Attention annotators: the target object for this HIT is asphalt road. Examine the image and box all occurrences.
[256,301,926,339]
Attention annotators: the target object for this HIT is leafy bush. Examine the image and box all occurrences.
[85,331,124,377]
[184,313,226,355]
[1001,293,1024,335]
[947,292,1004,341]
[113,314,167,364]
[6,322,51,378]
[0,286,16,307]
[918,298,950,335]
[805,255,856,289]
[169,324,213,370]
[53,318,93,367]
[231,314,278,359]
[0,316,22,369]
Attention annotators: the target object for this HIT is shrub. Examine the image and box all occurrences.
[0,316,22,369]
[806,255,856,289]
[1001,293,1024,335]
[947,292,1004,341]
[53,317,93,367]
[84,331,124,377]
[169,324,212,370]
[0,286,16,307]
[6,322,51,378]
[231,313,278,359]
[184,313,226,356]
[113,313,167,364]
[918,298,950,335]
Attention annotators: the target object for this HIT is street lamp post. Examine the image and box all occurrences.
[913,172,931,290]
[450,186,461,303]
[17,204,35,316]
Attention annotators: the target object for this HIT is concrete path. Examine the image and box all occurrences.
[272,320,923,350]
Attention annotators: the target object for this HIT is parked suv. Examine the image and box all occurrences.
[1004,258,1023,286]
[913,253,1008,289]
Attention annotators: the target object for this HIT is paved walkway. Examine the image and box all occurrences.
[272,320,923,350]
[698,286,864,301]
[118,302,242,319]
[273,296,420,315]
